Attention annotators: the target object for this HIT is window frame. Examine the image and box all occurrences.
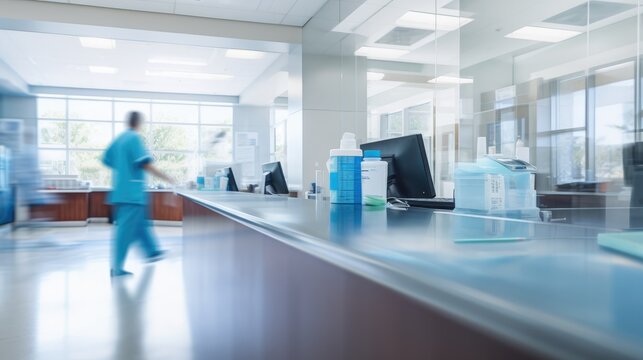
[37,96,234,186]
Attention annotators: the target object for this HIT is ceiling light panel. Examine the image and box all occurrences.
[543,1,636,27]
[396,12,473,31]
[505,26,581,43]
[145,70,233,80]
[367,72,385,81]
[428,76,473,84]
[148,58,208,66]
[89,66,118,74]
[79,37,116,49]
[355,46,409,59]
[225,49,266,59]
[375,27,434,46]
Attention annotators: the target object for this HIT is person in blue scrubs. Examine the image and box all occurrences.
[103,111,174,277]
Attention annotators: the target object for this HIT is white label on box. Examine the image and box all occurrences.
[485,174,505,211]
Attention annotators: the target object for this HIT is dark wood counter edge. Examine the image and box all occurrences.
[178,191,640,360]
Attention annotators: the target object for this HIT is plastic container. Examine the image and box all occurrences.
[328,133,363,204]
[454,155,538,219]
[196,175,205,190]
[204,176,214,190]
[361,150,388,206]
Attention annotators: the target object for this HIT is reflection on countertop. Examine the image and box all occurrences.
[179,190,643,360]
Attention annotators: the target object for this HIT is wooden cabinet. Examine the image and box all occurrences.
[31,192,89,222]
[89,191,112,219]
[33,190,183,223]
[150,192,183,221]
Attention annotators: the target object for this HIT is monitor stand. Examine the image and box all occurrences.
[261,172,285,196]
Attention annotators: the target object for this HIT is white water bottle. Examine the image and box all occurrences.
[361,150,388,206]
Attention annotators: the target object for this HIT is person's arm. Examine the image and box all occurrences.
[143,163,175,185]
[130,134,175,185]
[102,142,115,169]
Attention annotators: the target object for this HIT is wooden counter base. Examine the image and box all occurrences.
[182,197,542,360]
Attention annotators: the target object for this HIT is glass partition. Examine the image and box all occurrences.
[303,0,643,229]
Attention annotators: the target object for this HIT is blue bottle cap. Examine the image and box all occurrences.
[364,150,381,158]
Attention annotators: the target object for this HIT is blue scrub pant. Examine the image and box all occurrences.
[112,204,160,272]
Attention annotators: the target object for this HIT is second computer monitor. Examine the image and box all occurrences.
[261,161,289,195]
[360,134,436,199]
[221,167,239,192]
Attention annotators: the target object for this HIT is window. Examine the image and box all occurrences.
[553,75,587,184]
[115,101,150,121]
[548,62,636,185]
[272,107,288,169]
[407,103,432,136]
[593,62,635,181]
[387,111,404,138]
[152,103,198,124]
[37,96,234,186]
[371,103,434,140]
[68,100,112,121]
[201,106,233,125]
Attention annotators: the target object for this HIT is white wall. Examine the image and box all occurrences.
[287,44,304,188]
[0,95,37,139]
[233,105,271,184]
[288,0,368,195]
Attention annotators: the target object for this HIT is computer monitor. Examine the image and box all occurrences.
[623,142,643,186]
[360,134,436,199]
[623,143,643,228]
[221,167,239,192]
[261,162,289,195]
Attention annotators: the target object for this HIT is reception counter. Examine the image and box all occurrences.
[179,191,643,360]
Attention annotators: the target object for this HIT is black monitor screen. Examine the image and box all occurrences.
[624,143,643,186]
[222,167,239,192]
[261,162,289,195]
[361,134,436,199]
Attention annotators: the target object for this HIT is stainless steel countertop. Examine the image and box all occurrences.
[179,190,643,360]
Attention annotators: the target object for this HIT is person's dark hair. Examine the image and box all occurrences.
[127,111,143,129]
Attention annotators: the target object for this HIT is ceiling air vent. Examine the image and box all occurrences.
[543,1,635,27]
[375,27,434,47]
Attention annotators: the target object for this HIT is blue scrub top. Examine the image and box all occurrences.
[102,129,153,205]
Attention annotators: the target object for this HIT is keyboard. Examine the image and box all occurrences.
[401,197,455,210]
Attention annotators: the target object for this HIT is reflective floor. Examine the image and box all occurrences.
[0,224,192,360]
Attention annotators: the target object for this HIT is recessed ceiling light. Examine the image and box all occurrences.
[89,66,118,74]
[396,12,473,31]
[355,47,409,59]
[145,70,233,80]
[367,72,385,81]
[428,76,473,84]
[148,58,208,66]
[79,37,116,49]
[225,49,266,60]
[505,26,581,43]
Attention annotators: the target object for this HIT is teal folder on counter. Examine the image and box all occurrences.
[598,232,643,260]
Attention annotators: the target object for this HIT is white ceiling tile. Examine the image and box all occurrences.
[281,14,311,26]
[0,29,285,96]
[257,0,298,14]
[286,0,327,17]
[37,0,70,3]
[69,0,175,13]
[175,0,263,12]
[37,0,323,26]
[174,4,285,24]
